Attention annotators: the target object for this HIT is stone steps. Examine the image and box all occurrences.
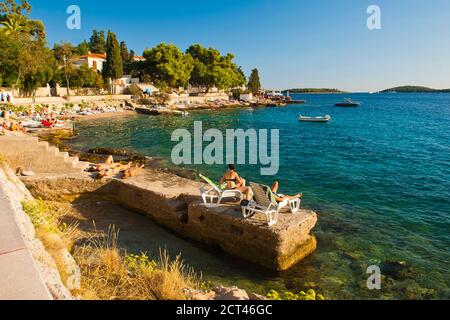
[0,136,90,174]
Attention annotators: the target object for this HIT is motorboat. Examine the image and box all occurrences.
[299,115,331,122]
[335,98,361,107]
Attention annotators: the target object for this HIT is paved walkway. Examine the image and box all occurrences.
[0,187,52,300]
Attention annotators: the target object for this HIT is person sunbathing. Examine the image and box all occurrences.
[269,181,303,203]
[91,155,117,172]
[122,163,145,179]
[220,164,252,200]
[97,162,132,179]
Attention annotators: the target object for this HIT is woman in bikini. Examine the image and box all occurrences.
[220,164,252,200]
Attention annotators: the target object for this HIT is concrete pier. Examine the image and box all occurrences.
[22,170,318,271]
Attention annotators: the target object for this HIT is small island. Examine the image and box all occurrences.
[381,86,450,93]
[282,88,345,94]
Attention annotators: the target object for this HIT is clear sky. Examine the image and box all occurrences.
[29,0,450,92]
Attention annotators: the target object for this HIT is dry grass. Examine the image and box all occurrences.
[74,226,201,300]
[21,199,82,285]
[22,199,203,300]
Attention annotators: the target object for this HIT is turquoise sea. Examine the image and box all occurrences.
[67,93,450,299]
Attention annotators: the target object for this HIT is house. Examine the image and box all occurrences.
[132,56,146,62]
[240,92,254,102]
[112,75,140,93]
[72,52,107,72]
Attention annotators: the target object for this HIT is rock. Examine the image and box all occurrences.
[213,286,250,300]
[381,260,417,281]
[248,292,267,300]
[184,288,216,300]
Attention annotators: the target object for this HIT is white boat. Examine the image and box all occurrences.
[299,115,331,122]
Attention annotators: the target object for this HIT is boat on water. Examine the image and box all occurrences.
[299,115,331,122]
[335,98,361,107]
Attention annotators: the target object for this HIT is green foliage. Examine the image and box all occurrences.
[247,68,261,95]
[68,63,104,89]
[267,289,325,300]
[0,1,52,94]
[125,252,157,273]
[21,199,61,234]
[89,29,106,54]
[103,31,123,93]
[143,43,193,89]
[75,40,90,55]
[381,86,450,93]
[123,84,143,97]
[120,41,130,66]
[0,0,32,17]
[186,44,246,90]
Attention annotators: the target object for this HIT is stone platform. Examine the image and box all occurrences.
[21,168,318,271]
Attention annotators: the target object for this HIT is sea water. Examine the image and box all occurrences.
[67,93,450,299]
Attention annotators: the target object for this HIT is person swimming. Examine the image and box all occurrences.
[220,164,252,200]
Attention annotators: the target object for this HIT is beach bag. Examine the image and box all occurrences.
[240,199,250,208]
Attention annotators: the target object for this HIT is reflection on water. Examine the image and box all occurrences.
[67,93,450,299]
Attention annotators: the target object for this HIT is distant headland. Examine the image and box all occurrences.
[380,86,450,93]
[282,88,345,94]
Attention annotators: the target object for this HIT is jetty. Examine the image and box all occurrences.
[0,136,317,272]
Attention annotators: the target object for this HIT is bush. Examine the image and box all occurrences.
[123,84,143,98]
[266,289,326,300]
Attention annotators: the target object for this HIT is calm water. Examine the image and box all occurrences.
[67,93,450,299]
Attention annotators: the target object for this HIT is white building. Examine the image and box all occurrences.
[72,52,107,72]
[132,55,146,62]
[239,92,254,102]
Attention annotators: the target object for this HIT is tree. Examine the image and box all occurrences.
[120,41,130,65]
[0,0,32,16]
[75,40,90,55]
[186,44,246,91]
[0,16,25,36]
[247,68,261,95]
[89,30,106,53]
[103,31,123,94]
[0,1,52,96]
[143,43,193,89]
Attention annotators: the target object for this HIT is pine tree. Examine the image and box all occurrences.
[120,41,129,65]
[89,30,106,53]
[247,68,261,95]
[103,31,123,94]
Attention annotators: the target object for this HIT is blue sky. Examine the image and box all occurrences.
[30,0,450,91]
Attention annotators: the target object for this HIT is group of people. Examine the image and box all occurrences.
[90,155,145,179]
[220,164,303,203]
[0,92,12,103]
[1,120,26,134]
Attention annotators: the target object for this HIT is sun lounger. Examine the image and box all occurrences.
[199,174,243,207]
[242,182,301,226]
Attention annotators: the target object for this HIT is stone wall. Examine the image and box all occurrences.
[0,166,72,300]
[8,94,132,106]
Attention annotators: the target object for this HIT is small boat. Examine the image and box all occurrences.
[299,115,331,122]
[335,98,361,107]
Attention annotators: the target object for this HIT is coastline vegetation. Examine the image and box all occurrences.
[380,85,450,93]
[282,88,344,94]
[0,0,249,97]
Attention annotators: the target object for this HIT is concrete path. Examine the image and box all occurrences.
[0,188,52,300]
